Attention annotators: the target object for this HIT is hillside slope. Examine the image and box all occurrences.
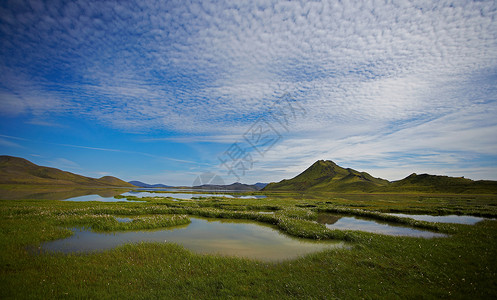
[385,173,497,194]
[0,156,134,187]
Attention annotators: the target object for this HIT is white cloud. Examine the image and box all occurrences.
[48,157,80,170]
[2,0,495,130]
[142,135,243,144]
[0,137,23,148]
[0,92,26,116]
[25,119,63,127]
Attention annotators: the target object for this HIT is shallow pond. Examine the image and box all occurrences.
[317,214,446,238]
[387,213,485,224]
[42,217,344,262]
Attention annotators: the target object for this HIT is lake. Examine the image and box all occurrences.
[60,191,266,201]
[0,187,266,201]
[121,191,267,200]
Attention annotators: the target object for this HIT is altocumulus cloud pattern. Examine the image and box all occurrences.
[0,0,496,183]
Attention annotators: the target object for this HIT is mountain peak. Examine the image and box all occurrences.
[313,160,338,167]
[264,160,389,192]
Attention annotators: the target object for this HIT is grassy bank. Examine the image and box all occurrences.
[0,192,496,298]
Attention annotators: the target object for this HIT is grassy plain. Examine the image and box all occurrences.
[0,189,496,299]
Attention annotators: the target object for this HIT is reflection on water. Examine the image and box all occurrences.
[122,191,266,200]
[0,188,266,201]
[63,195,144,202]
[62,192,266,201]
[115,217,133,223]
[317,214,341,225]
[42,217,344,262]
[387,213,485,224]
[0,187,128,200]
[317,214,446,238]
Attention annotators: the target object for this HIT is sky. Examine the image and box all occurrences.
[0,0,496,186]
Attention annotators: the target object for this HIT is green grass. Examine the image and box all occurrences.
[55,214,191,232]
[1,192,496,299]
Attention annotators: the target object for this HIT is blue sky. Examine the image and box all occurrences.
[1,0,496,185]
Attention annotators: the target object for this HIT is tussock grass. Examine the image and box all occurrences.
[55,214,191,231]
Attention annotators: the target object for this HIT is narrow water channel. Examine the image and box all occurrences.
[317,214,447,238]
[386,213,485,224]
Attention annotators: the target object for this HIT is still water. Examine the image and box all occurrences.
[43,217,345,262]
[62,195,145,202]
[317,214,447,238]
[386,213,485,224]
[61,191,265,201]
[121,191,267,200]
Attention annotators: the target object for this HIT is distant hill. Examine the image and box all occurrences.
[0,155,135,187]
[98,176,134,187]
[263,160,497,194]
[128,181,172,188]
[385,173,497,194]
[264,160,389,192]
[193,182,261,191]
[254,182,269,189]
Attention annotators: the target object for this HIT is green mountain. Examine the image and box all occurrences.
[263,160,497,194]
[264,160,389,192]
[0,156,134,187]
[386,173,497,194]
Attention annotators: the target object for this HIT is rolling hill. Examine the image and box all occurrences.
[386,173,497,194]
[263,160,497,194]
[128,181,172,188]
[0,156,135,187]
[193,182,261,191]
